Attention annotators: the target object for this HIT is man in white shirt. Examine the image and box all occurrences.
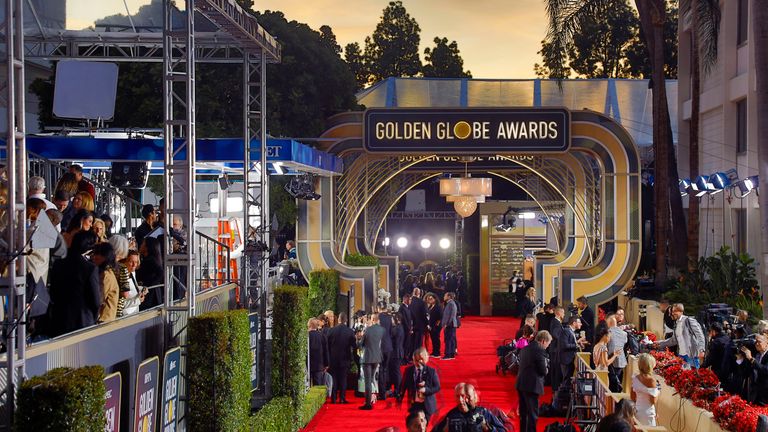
[655,303,706,368]
[606,315,628,391]
[28,176,56,210]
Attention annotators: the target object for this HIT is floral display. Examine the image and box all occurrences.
[650,350,767,432]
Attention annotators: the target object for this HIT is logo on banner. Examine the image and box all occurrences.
[134,356,160,432]
[104,372,122,432]
[161,348,181,432]
[250,313,260,391]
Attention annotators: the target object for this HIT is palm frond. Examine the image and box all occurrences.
[543,0,613,85]
[695,0,721,75]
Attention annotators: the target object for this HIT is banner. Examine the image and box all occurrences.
[103,372,122,432]
[364,107,571,154]
[133,356,160,432]
[250,312,259,391]
[160,348,181,432]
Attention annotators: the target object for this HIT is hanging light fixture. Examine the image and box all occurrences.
[440,160,492,218]
[453,196,478,218]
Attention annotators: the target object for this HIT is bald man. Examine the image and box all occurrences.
[431,383,507,431]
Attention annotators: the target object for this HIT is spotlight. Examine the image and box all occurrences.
[439,238,451,250]
[420,238,431,249]
[495,206,517,232]
[382,237,391,247]
[735,175,758,198]
[693,175,712,197]
[284,174,322,200]
[396,237,408,248]
[518,212,536,220]
[708,172,730,193]
[679,179,691,197]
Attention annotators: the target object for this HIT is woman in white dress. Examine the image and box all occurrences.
[631,353,660,426]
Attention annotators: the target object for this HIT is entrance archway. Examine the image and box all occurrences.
[297,109,640,315]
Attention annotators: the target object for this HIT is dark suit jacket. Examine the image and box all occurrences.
[703,333,731,382]
[748,350,768,404]
[309,330,329,372]
[549,318,565,359]
[133,221,153,251]
[327,324,356,368]
[49,255,101,336]
[136,257,164,310]
[428,303,443,329]
[399,364,441,414]
[360,324,386,364]
[391,323,405,359]
[557,327,579,366]
[516,342,549,395]
[410,297,428,331]
[379,313,394,354]
[580,306,595,342]
[400,303,414,335]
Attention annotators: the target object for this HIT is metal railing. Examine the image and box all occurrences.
[195,230,231,291]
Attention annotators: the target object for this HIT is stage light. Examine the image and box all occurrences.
[382,237,391,247]
[679,179,691,196]
[495,206,517,232]
[284,174,321,200]
[396,236,408,248]
[420,238,431,249]
[735,175,758,198]
[693,175,712,197]
[439,238,451,250]
[708,172,729,193]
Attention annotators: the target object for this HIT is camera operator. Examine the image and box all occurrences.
[702,323,732,384]
[431,383,507,432]
[740,333,768,405]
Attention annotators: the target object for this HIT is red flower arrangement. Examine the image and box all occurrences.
[732,407,768,432]
[712,394,751,430]
[641,331,657,342]
[691,387,720,410]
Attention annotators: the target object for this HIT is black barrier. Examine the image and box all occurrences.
[364,107,571,154]
[104,372,122,432]
[134,356,160,432]
[161,348,181,432]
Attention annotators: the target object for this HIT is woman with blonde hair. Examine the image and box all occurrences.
[74,191,95,212]
[518,287,538,329]
[631,353,660,426]
[92,218,108,243]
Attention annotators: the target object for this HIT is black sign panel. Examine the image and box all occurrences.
[103,372,122,432]
[133,356,159,432]
[160,348,181,432]
[364,108,570,154]
[250,312,259,391]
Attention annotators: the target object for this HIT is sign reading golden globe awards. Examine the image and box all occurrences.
[363,107,570,154]
[161,347,181,432]
[133,356,160,432]
[103,372,122,432]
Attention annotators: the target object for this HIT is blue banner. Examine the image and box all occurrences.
[160,348,181,432]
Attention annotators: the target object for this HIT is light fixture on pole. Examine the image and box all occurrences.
[439,238,451,250]
[439,162,492,218]
[495,206,517,232]
[420,238,431,260]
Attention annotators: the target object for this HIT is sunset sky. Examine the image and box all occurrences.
[67,0,547,79]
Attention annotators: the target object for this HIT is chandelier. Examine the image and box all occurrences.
[439,170,492,218]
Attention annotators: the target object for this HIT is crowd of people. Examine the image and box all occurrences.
[19,166,187,342]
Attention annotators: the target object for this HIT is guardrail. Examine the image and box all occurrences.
[575,352,667,432]
[195,230,231,290]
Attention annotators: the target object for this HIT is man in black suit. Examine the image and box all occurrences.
[549,306,565,391]
[327,313,356,403]
[133,204,157,251]
[576,296,595,343]
[308,318,329,387]
[377,302,394,400]
[358,313,386,410]
[558,316,587,384]
[741,333,768,405]
[516,330,552,432]
[410,288,428,354]
[400,294,414,364]
[398,347,441,424]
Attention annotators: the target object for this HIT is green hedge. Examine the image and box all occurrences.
[187,310,251,432]
[16,366,105,432]
[250,397,295,432]
[308,269,340,317]
[491,292,516,316]
[345,252,379,268]
[299,386,327,427]
[272,285,310,410]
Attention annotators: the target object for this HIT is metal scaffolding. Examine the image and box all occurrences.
[0,0,280,427]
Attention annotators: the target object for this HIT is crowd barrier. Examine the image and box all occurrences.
[1,282,239,431]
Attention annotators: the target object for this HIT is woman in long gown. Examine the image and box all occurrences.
[631,353,660,426]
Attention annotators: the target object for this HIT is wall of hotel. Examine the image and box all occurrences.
[678,0,760,260]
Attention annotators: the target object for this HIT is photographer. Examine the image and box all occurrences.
[740,333,768,405]
[431,383,507,432]
[702,323,732,384]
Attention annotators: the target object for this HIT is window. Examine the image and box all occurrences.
[738,0,749,45]
[733,208,747,255]
[737,99,747,153]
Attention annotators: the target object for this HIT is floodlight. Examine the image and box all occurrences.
[382,237,391,247]
[396,237,408,248]
[693,175,712,197]
[708,172,730,193]
[519,212,536,220]
[735,175,758,198]
[420,238,431,249]
[679,179,691,196]
[439,238,451,250]
[495,206,517,232]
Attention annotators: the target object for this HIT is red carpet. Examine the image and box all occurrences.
[302,316,564,431]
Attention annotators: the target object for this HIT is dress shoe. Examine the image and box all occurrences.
[359,404,373,410]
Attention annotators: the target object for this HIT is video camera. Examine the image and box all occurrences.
[734,334,757,351]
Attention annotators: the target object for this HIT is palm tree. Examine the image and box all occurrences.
[755,0,768,315]
[684,0,721,270]
[544,0,682,288]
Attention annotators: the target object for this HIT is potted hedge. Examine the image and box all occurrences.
[272,285,310,411]
[308,269,340,317]
[16,366,106,432]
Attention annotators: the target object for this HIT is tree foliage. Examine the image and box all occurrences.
[344,42,368,90]
[363,1,422,83]
[423,37,472,78]
[536,0,678,79]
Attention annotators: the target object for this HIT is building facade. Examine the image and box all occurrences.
[677,0,758,260]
